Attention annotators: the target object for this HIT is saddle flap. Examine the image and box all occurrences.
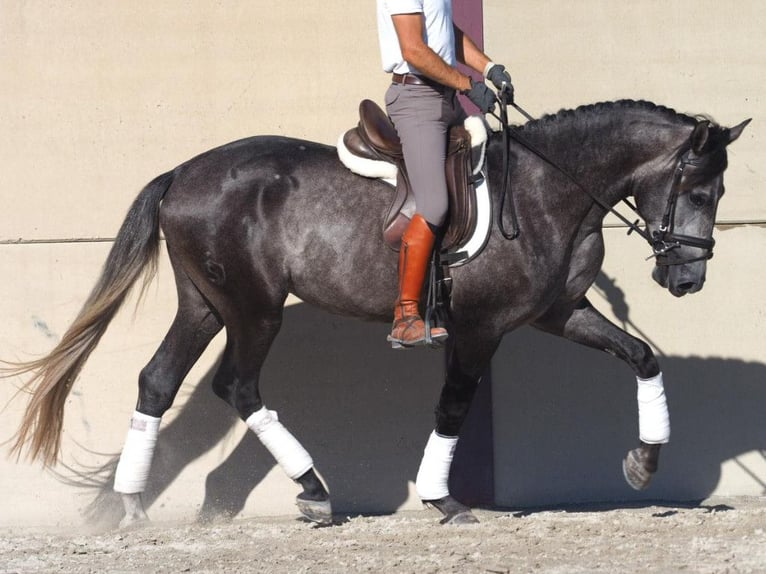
[383,170,417,250]
[382,124,478,253]
[442,126,477,250]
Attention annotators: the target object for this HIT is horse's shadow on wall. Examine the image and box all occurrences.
[73,273,765,528]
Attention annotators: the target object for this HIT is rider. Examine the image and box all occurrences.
[377,0,514,348]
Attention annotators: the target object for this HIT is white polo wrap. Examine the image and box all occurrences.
[637,373,670,444]
[416,431,458,501]
[114,411,162,494]
[246,407,313,480]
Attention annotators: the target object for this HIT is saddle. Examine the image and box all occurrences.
[339,99,485,252]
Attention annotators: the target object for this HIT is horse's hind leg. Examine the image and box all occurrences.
[114,268,222,528]
[532,297,667,490]
[211,309,331,525]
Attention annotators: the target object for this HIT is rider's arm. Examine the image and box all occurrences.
[453,24,492,77]
[390,13,472,92]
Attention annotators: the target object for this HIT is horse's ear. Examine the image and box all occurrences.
[691,121,710,155]
[727,118,751,145]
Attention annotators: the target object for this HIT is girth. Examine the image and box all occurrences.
[341,99,479,252]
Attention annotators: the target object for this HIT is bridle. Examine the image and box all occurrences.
[490,93,717,267]
[650,149,715,266]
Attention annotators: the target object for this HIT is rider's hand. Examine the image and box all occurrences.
[486,64,514,104]
[463,78,496,114]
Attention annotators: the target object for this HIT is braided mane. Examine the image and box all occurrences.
[512,99,728,183]
[517,100,701,134]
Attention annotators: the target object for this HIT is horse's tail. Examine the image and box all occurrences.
[6,170,175,467]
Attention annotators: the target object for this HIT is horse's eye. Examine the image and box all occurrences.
[689,192,707,207]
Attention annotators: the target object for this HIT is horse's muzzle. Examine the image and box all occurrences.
[653,263,706,297]
[652,265,669,289]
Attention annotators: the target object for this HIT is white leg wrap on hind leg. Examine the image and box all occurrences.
[246,407,313,480]
[114,411,161,494]
[416,431,458,500]
[637,373,670,444]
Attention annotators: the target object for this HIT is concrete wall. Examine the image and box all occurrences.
[1,1,763,528]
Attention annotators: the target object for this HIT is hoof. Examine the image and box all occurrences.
[118,515,151,531]
[424,496,480,525]
[441,511,480,525]
[119,493,150,530]
[623,448,653,491]
[296,496,333,525]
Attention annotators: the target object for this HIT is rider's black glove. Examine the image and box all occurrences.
[486,64,514,104]
[463,78,496,114]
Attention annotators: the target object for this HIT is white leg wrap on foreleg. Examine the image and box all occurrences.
[637,372,670,444]
[246,406,314,480]
[114,411,162,494]
[416,430,458,501]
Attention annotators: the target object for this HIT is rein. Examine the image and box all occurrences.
[489,94,714,265]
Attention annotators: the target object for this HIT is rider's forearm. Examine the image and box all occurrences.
[454,25,493,77]
[401,41,472,91]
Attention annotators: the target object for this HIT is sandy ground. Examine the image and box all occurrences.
[1,497,765,574]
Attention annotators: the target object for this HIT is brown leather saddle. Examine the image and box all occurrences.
[341,99,480,252]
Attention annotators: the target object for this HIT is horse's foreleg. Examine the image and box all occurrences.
[418,334,499,524]
[245,406,331,524]
[533,298,667,490]
[114,292,223,529]
[216,312,332,525]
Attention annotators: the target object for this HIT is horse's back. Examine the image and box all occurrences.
[158,135,398,319]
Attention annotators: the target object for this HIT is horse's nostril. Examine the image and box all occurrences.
[677,281,697,293]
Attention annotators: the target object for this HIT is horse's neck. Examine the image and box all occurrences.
[516,116,686,205]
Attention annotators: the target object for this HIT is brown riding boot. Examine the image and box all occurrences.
[387,214,449,349]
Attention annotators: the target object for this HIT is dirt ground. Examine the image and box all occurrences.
[1,497,764,574]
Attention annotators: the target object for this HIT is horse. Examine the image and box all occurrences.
[8,99,749,527]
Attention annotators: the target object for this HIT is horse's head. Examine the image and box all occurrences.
[637,117,750,297]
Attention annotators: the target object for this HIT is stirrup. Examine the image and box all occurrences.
[387,316,447,350]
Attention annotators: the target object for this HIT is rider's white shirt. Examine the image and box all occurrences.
[376,0,456,75]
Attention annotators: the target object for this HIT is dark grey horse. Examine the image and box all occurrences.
[10,100,749,526]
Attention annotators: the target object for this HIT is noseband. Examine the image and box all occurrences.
[650,150,715,266]
[494,100,716,268]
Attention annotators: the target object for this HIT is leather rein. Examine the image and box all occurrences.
[490,94,715,266]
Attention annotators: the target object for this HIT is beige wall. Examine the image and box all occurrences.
[1,1,763,527]
[484,0,763,223]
